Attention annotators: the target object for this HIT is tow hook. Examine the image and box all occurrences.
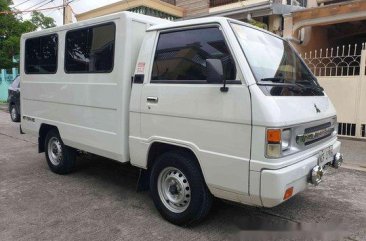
[332,153,343,169]
[310,165,324,186]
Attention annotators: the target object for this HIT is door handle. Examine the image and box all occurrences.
[147,96,159,103]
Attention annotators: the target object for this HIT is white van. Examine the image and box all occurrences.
[20,11,343,225]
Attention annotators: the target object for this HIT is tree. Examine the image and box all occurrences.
[0,0,56,69]
[247,19,268,30]
[30,11,56,29]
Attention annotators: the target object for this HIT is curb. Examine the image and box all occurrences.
[342,164,366,172]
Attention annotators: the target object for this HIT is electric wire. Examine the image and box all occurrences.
[24,0,50,11]
[1,0,75,14]
[12,0,32,8]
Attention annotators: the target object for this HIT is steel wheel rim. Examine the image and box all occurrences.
[11,107,17,120]
[157,167,191,213]
[48,137,62,166]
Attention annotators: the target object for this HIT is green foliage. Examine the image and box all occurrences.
[0,0,56,69]
[30,11,56,29]
[247,19,268,30]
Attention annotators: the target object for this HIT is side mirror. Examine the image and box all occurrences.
[206,59,228,92]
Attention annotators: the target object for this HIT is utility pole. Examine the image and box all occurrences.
[63,0,66,25]
[63,0,73,25]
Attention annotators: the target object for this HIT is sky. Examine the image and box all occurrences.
[11,0,121,25]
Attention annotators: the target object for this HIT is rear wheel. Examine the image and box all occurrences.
[10,104,20,122]
[150,151,212,226]
[44,129,76,174]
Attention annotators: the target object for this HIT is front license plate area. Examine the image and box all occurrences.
[318,146,333,167]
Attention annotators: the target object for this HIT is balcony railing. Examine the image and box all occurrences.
[209,0,308,8]
[209,0,239,8]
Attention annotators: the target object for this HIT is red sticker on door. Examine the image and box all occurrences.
[137,62,145,73]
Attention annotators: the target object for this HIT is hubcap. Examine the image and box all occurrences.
[157,167,191,213]
[11,107,17,120]
[47,137,62,166]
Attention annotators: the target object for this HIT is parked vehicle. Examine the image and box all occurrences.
[8,75,21,122]
[20,12,343,225]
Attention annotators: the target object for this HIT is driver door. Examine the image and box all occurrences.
[139,26,252,195]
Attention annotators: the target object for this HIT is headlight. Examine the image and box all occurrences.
[281,129,291,150]
[266,128,292,158]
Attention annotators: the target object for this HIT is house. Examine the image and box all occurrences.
[283,0,366,140]
[283,0,366,54]
[75,0,305,35]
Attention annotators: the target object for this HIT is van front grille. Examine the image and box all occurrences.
[305,122,331,134]
[297,122,334,146]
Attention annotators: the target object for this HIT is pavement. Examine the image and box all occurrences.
[1,109,366,241]
[0,102,8,112]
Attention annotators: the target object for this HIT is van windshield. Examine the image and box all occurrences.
[231,23,324,96]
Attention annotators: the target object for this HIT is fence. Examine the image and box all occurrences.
[0,68,18,101]
[301,43,366,139]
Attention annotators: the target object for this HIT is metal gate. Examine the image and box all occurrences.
[301,43,366,139]
[0,69,18,102]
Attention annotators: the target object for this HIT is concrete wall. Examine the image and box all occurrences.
[297,26,330,53]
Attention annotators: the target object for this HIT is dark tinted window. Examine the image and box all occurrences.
[25,34,58,74]
[65,23,115,73]
[152,27,236,83]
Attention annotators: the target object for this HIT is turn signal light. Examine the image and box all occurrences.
[283,187,294,200]
[267,129,281,143]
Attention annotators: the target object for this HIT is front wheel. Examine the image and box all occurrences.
[44,129,76,174]
[10,105,20,122]
[150,151,212,226]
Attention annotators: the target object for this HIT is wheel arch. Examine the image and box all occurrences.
[137,141,208,192]
[147,142,202,171]
[38,124,59,153]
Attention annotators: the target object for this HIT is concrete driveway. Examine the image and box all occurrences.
[0,110,366,241]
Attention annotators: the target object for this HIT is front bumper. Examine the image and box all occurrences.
[260,140,341,207]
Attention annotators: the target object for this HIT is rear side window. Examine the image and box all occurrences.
[151,27,236,83]
[65,23,115,73]
[25,34,58,74]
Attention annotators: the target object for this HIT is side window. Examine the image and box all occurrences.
[65,23,115,73]
[151,27,236,83]
[25,34,58,74]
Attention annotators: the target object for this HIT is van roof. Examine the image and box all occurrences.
[149,16,230,31]
[149,16,281,39]
[21,11,169,39]
[21,11,280,41]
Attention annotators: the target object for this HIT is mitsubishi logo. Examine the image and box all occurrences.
[314,104,321,113]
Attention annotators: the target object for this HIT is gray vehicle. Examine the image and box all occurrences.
[8,76,21,122]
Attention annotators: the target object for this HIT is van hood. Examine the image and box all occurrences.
[250,86,337,127]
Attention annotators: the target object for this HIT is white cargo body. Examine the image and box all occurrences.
[20,11,343,225]
[21,12,168,162]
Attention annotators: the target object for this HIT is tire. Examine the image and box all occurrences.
[10,104,20,122]
[44,129,76,174]
[149,151,212,226]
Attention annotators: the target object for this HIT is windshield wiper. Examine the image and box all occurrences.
[260,77,285,83]
[257,81,324,95]
[259,78,324,93]
[295,82,324,93]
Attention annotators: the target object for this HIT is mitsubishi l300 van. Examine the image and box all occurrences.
[20,12,343,225]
